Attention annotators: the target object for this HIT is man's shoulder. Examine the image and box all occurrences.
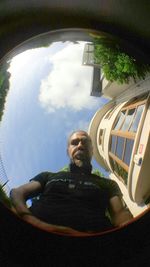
[38,170,64,175]
[91,173,108,182]
[91,174,118,187]
[35,171,54,177]
[91,174,122,197]
[30,171,57,181]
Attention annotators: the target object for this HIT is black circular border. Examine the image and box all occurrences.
[0,1,150,266]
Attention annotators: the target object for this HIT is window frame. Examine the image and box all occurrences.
[109,95,148,184]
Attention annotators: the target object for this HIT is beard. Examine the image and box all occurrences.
[74,158,85,167]
[73,153,91,168]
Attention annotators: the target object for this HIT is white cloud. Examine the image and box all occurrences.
[39,42,100,112]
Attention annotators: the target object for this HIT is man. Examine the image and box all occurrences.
[10,130,132,236]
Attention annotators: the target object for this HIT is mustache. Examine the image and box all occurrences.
[73,148,85,154]
[73,148,87,159]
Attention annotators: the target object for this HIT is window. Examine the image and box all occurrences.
[109,94,147,185]
[82,43,94,65]
[114,110,126,130]
[129,105,144,132]
[123,139,134,166]
[110,135,117,153]
[121,108,135,131]
[115,136,125,159]
[110,158,128,185]
[104,104,120,120]
[109,136,132,170]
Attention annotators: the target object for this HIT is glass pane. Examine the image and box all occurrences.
[110,158,128,185]
[113,110,126,130]
[129,105,144,132]
[124,139,134,166]
[120,167,128,185]
[121,108,135,131]
[110,135,117,153]
[115,136,125,159]
[116,163,128,185]
[83,43,94,65]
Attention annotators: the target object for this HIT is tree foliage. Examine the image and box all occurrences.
[92,168,103,177]
[93,36,150,84]
[60,166,69,172]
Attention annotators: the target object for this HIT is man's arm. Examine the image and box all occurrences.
[10,181,42,216]
[108,196,133,227]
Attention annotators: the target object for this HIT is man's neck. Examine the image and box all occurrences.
[69,161,92,174]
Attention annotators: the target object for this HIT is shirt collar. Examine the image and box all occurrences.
[69,162,92,175]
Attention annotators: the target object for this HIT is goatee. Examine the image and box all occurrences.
[74,158,90,168]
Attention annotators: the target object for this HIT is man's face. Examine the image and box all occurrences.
[67,131,93,167]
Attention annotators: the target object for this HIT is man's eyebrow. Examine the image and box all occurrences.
[70,138,80,142]
[71,136,90,142]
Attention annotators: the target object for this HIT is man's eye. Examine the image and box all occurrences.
[82,140,88,145]
[71,140,78,145]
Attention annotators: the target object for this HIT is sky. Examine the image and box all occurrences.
[0,40,109,192]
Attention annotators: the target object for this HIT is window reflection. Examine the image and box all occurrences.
[123,139,134,166]
[121,108,135,131]
[114,110,126,130]
[110,135,117,154]
[115,136,125,159]
[129,105,144,132]
[110,158,128,185]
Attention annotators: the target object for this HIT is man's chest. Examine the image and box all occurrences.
[42,173,109,207]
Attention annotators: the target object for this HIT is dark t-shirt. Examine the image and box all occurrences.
[29,171,122,232]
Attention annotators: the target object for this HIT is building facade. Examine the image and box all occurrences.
[89,75,150,216]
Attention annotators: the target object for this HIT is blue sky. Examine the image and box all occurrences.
[0,41,108,191]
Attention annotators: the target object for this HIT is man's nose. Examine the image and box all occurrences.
[78,141,84,149]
